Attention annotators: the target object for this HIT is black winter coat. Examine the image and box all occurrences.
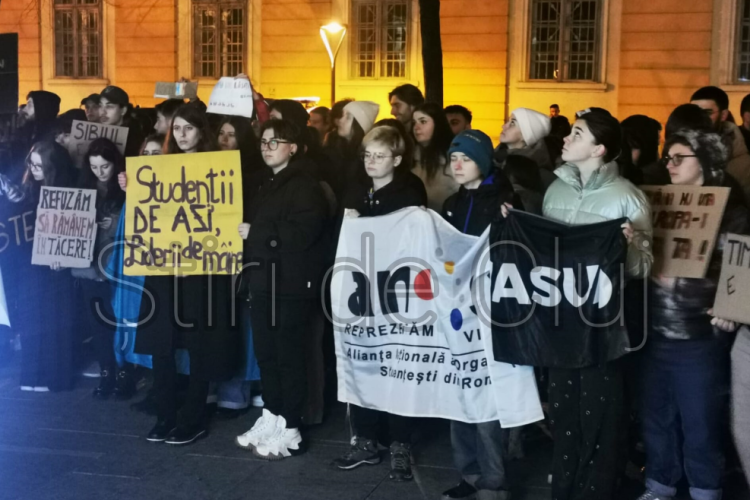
[441,170,517,237]
[649,174,750,341]
[339,170,427,218]
[244,159,329,298]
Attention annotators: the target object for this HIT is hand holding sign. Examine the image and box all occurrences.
[207,77,255,118]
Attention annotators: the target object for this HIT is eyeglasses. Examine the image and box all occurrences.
[360,152,394,164]
[28,161,43,171]
[661,154,698,167]
[260,139,291,151]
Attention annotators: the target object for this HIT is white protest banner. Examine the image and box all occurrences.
[713,233,750,324]
[68,120,128,168]
[0,265,8,327]
[31,187,98,268]
[207,77,254,118]
[331,207,543,426]
[154,81,198,100]
[640,185,730,278]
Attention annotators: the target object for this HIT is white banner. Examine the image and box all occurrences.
[207,77,254,118]
[331,207,543,427]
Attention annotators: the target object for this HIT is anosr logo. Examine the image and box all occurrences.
[347,266,434,317]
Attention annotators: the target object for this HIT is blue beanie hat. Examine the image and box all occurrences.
[447,130,494,178]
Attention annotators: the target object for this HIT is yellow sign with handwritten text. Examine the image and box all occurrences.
[123,151,243,276]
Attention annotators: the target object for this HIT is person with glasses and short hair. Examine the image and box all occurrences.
[235,118,329,461]
[636,128,750,500]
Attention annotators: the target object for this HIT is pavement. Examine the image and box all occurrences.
[0,351,747,500]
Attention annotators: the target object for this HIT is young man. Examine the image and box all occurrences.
[99,85,144,157]
[80,94,101,123]
[549,104,560,118]
[388,84,424,131]
[691,86,750,201]
[153,99,185,136]
[309,106,331,140]
[445,105,473,135]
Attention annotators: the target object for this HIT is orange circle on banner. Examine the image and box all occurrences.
[444,261,455,275]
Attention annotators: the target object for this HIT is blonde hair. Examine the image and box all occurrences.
[361,126,406,158]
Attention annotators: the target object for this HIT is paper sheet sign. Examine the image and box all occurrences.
[207,77,254,118]
[154,81,198,100]
[640,185,730,278]
[713,233,750,325]
[123,151,243,276]
[31,187,98,268]
[68,120,128,168]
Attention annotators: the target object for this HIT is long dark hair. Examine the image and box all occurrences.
[23,140,74,192]
[165,104,217,154]
[79,138,126,211]
[414,102,454,180]
[217,115,263,176]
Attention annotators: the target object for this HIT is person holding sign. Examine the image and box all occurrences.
[235,119,328,461]
[13,141,76,392]
[98,86,144,158]
[534,108,653,500]
[637,129,750,500]
[122,103,238,446]
[71,138,130,400]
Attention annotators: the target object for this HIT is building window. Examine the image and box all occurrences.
[351,0,409,79]
[193,0,247,79]
[738,0,750,82]
[53,0,102,78]
[529,0,601,82]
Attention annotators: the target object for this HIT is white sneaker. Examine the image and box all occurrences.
[253,415,304,460]
[34,387,50,392]
[235,409,277,450]
[82,361,101,378]
[20,386,33,392]
[251,395,264,408]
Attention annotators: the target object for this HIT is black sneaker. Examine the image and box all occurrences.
[333,437,381,470]
[93,369,115,399]
[146,420,176,442]
[442,480,477,500]
[113,370,136,400]
[164,425,207,446]
[389,442,413,482]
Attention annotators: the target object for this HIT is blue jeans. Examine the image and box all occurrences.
[638,339,729,500]
[450,420,509,492]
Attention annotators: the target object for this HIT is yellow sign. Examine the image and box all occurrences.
[123,151,243,276]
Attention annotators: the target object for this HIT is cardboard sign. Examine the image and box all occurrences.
[68,120,129,168]
[154,81,198,100]
[207,77,254,118]
[640,185,730,278]
[713,233,750,324]
[123,151,243,276]
[31,187,98,268]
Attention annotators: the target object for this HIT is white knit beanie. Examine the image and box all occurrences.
[344,101,380,134]
[512,108,551,147]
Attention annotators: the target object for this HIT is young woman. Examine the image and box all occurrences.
[217,115,263,180]
[15,141,76,391]
[441,130,517,500]
[121,103,234,445]
[140,134,164,156]
[73,138,129,399]
[235,119,328,460]
[540,108,653,500]
[637,129,749,500]
[332,125,426,481]
[495,108,555,189]
[411,102,457,211]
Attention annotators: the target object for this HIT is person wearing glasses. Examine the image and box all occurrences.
[636,128,750,500]
[235,119,328,461]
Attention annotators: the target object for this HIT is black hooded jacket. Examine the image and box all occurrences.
[27,91,61,142]
[339,170,427,218]
[441,169,517,237]
[243,158,329,298]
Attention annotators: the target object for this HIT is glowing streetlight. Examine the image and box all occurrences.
[320,22,347,106]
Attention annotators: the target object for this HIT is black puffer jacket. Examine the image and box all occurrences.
[243,158,329,298]
[649,174,750,341]
[339,170,427,217]
[441,169,517,237]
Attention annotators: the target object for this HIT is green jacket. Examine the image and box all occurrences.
[543,161,653,279]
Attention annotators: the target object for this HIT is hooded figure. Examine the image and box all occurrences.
[26,91,62,138]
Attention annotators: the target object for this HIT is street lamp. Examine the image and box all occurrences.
[320,22,347,106]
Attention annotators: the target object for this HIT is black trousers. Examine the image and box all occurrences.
[152,353,209,429]
[350,405,415,445]
[251,296,314,429]
[549,361,625,500]
[79,279,117,372]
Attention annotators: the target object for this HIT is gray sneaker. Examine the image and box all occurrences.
[333,437,381,470]
[636,491,674,500]
[389,442,413,481]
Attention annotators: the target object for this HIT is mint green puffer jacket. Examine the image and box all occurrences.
[543,161,653,279]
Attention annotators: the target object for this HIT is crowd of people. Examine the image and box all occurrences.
[1,78,750,500]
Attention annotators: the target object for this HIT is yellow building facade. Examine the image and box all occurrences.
[1,0,748,141]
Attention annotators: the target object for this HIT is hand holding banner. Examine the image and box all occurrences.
[123,151,243,276]
[207,77,254,118]
[640,185,730,278]
[31,186,98,268]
